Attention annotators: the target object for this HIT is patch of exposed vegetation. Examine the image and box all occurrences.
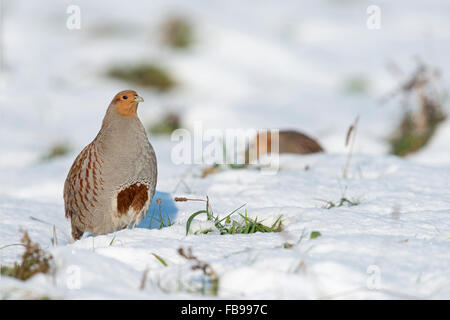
[1,230,53,281]
[283,229,322,248]
[342,75,369,94]
[201,163,248,178]
[175,196,283,235]
[148,112,181,135]
[178,247,219,295]
[390,110,445,157]
[107,63,175,92]
[309,231,322,239]
[147,198,174,229]
[140,247,219,296]
[315,197,359,209]
[41,142,71,161]
[386,60,447,157]
[161,16,194,50]
[201,164,221,178]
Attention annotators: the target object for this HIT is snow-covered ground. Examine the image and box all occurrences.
[0,0,449,299]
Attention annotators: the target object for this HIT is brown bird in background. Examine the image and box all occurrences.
[245,129,324,164]
[64,90,157,240]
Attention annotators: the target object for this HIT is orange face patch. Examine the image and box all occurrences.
[112,90,140,117]
[117,183,149,215]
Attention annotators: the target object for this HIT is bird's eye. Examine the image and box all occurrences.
[122,96,128,100]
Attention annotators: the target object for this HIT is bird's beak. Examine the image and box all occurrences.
[134,95,144,103]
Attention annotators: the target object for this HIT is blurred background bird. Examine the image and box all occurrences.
[244,129,324,164]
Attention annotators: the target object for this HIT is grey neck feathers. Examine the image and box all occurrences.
[96,103,146,155]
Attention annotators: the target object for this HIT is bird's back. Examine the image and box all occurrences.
[278,130,324,154]
[244,129,324,164]
[64,138,107,239]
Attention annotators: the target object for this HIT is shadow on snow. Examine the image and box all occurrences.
[137,190,178,230]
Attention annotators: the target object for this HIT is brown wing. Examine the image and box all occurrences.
[245,130,324,163]
[63,142,104,228]
[278,130,324,154]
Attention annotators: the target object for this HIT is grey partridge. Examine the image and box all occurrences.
[64,90,157,240]
[245,130,324,164]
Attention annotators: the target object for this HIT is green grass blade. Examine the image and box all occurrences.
[109,235,116,246]
[249,217,257,233]
[230,222,236,234]
[152,253,168,267]
[310,231,322,239]
[185,210,208,235]
[218,203,247,223]
[148,206,156,229]
[270,216,283,232]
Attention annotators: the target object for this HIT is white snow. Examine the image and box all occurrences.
[0,0,449,299]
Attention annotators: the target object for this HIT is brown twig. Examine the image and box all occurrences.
[52,225,58,246]
[174,197,206,202]
[178,247,219,295]
[0,243,26,250]
[343,116,359,179]
[139,268,149,290]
